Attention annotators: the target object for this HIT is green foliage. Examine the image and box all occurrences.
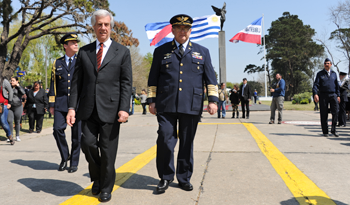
[291,92,312,104]
[144,52,153,66]
[226,82,234,89]
[292,100,297,104]
[134,98,141,105]
[248,81,263,95]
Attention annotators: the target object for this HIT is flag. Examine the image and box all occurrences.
[229,17,262,44]
[16,71,25,77]
[145,15,221,47]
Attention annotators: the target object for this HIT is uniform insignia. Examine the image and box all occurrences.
[177,16,189,24]
[192,52,202,60]
[164,53,172,59]
[57,68,62,70]
[71,34,77,38]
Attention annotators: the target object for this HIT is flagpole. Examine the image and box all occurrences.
[263,14,267,98]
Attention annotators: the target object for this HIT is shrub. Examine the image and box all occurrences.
[292,92,312,104]
[300,98,309,104]
[292,100,297,104]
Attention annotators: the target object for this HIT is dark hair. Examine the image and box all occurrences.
[11,76,19,81]
[32,81,40,90]
[243,78,247,81]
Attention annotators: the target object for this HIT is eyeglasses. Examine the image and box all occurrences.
[174,27,191,32]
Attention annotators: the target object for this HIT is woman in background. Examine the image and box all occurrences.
[230,85,240,118]
[0,77,14,145]
[140,89,147,115]
[8,77,25,141]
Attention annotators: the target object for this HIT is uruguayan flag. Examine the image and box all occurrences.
[145,15,221,47]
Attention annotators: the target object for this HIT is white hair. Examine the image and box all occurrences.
[91,9,114,28]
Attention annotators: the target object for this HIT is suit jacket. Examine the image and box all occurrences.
[239,84,251,101]
[69,39,132,123]
[340,87,348,102]
[25,89,48,115]
[48,55,77,112]
[147,40,218,115]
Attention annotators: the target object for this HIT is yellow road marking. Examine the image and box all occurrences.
[199,123,241,125]
[60,145,157,205]
[243,123,336,205]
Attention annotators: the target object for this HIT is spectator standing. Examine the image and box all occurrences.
[313,58,340,137]
[239,78,251,119]
[254,89,258,104]
[269,73,285,124]
[0,77,14,145]
[337,72,348,127]
[140,89,147,115]
[8,77,25,142]
[230,85,240,118]
[218,83,228,118]
[24,81,48,133]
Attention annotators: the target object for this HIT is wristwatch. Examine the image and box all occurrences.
[209,101,217,105]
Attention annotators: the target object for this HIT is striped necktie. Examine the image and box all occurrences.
[97,43,103,72]
[179,44,184,56]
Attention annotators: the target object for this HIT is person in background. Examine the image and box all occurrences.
[217,83,228,119]
[24,81,48,133]
[230,85,240,118]
[0,77,14,145]
[239,78,251,119]
[337,72,348,127]
[269,73,285,124]
[7,77,25,142]
[253,89,258,104]
[140,89,147,115]
[46,88,51,118]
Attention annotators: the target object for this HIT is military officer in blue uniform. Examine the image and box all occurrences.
[147,14,219,193]
[313,58,340,137]
[48,33,82,173]
[338,72,348,127]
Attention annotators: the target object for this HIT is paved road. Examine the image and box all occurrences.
[1,110,349,205]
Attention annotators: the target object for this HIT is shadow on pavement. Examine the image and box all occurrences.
[280,196,348,205]
[18,178,83,196]
[11,159,58,170]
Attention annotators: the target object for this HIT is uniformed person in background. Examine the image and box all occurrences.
[147,14,219,193]
[48,33,82,173]
[313,58,340,137]
[338,71,348,127]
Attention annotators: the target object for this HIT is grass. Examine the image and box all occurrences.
[260,101,316,111]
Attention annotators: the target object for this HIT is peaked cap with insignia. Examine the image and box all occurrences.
[60,33,80,44]
[170,14,193,27]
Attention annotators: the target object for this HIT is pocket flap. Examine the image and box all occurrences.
[193,88,203,95]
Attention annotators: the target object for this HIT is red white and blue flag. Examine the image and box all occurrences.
[229,17,262,44]
[145,15,221,47]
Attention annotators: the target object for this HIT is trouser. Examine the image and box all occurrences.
[231,103,239,117]
[0,106,12,137]
[254,96,257,104]
[319,93,338,134]
[129,102,135,115]
[241,99,250,117]
[8,105,23,137]
[141,103,147,114]
[156,112,200,184]
[218,101,226,117]
[28,108,44,131]
[81,107,120,194]
[53,110,82,166]
[338,99,347,126]
[270,96,284,122]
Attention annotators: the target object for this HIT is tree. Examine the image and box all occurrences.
[264,12,324,99]
[244,63,272,85]
[130,46,151,93]
[0,0,138,79]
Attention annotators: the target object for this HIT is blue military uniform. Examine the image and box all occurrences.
[148,35,218,185]
[48,33,82,170]
[338,72,348,126]
[313,68,340,135]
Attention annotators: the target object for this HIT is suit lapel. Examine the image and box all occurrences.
[87,41,97,70]
[99,40,118,71]
[183,41,192,57]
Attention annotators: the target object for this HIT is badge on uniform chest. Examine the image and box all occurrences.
[192,52,202,60]
[164,53,172,59]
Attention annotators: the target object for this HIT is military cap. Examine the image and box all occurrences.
[340,71,347,76]
[170,14,193,27]
[60,33,80,44]
[324,58,332,64]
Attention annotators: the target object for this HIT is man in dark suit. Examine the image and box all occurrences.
[338,72,348,127]
[313,58,340,137]
[239,78,251,119]
[66,9,132,202]
[48,33,82,173]
[148,14,218,193]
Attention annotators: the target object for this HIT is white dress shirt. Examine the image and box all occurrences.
[174,38,189,52]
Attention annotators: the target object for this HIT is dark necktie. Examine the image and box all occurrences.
[179,44,184,56]
[97,43,104,72]
[68,58,72,71]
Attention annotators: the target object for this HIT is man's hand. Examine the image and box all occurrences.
[338,97,341,103]
[50,107,54,115]
[149,103,157,115]
[7,104,11,109]
[208,102,218,115]
[118,111,129,123]
[270,88,275,92]
[314,94,319,103]
[66,109,76,127]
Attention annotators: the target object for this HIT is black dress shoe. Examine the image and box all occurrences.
[269,121,274,124]
[246,116,249,119]
[98,192,111,202]
[156,179,173,192]
[278,121,281,124]
[58,160,67,171]
[68,166,78,173]
[324,134,329,137]
[331,131,339,137]
[91,180,100,195]
[179,182,193,191]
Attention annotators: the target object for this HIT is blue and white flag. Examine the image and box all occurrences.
[145,15,221,47]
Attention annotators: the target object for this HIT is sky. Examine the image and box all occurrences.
[12,0,345,84]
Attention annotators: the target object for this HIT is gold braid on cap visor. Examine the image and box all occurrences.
[147,86,157,98]
[207,84,219,97]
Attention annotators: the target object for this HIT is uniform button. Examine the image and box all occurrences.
[166,65,169,68]
[68,74,70,76]
[197,66,200,70]
[68,87,70,89]
[180,63,183,66]
[68,94,70,96]
[179,88,182,91]
[68,80,70,82]
[180,71,183,74]
[179,79,182,83]
[197,62,199,64]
